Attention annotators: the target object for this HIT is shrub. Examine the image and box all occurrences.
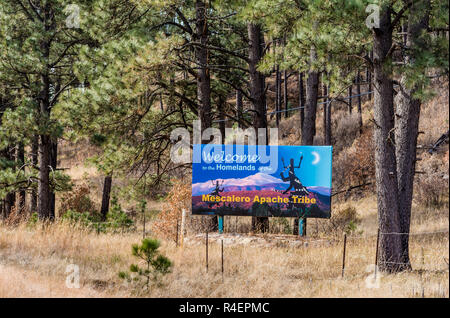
[119,238,172,293]
[333,128,375,195]
[59,184,97,217]
[151,179,191,240]
[106,196,134,231]
[317,205,361,236]
[414,150,449,207]
[60,196,133,233]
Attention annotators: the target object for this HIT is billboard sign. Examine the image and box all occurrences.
[192,144,332,218]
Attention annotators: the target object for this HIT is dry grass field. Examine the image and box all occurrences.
[0,194,448,298]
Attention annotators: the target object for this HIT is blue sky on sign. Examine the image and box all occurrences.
[192,144,332,188]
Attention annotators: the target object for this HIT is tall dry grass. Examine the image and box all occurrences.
[0,195,448,298]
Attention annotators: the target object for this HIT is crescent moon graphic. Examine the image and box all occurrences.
[311,151,320,165]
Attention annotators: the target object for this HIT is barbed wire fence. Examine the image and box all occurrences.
[174,216,448,297]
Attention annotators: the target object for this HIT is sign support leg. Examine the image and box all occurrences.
[299,218,306,237]
[218,215,224,234]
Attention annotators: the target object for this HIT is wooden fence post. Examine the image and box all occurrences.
[176,219,179,247]
[374,228,380,279]
[341,233,347,278]
[221,239,224,281]
[180,208,186,248]
[206,229,209,272]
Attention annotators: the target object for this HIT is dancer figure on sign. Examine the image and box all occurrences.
[280,156,309,195]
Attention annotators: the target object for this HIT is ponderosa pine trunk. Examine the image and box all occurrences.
[298,72,305,131]
[394,0,430,270]
[100,174,113,221]
[30,135,38,213]
[322,73,331,145]
[37,2,53,221]
[236,90,243,128]
[195,0,212,132]
[284,70,288,118]
[195,0,217,231]
[17,143,26,213]
[248,22,269,233]
[356,73,363,134]
[3,146,16,218]
[49,140,57,219]
[297,47,319,235]
[301,47,319,145]
[372,4,403,272]
[275,64,281,126]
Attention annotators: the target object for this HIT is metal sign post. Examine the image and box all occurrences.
[299,217,306,236]
[218,215,224,234]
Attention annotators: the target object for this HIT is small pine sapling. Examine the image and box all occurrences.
[119,238,172,293]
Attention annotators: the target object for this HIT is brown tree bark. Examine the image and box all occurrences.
[298,72,305,131]
[301,47,319,145]
[372,4,403,272]
[248,22,269,233]
[195,0,217,231]
[218,96,226,141]
[356,73,363,134]
[284,70,288,118]
[17,143,26,213]
[195,0,212,133]
[394,0,430,270]
[236,90,243,128]
[3,146,16,218]
[30,135,38,213]
[322,73,331,145]
[275,64,281,126]
[37,3,53,220]
[49,140,57,219]
[100,175,113,221]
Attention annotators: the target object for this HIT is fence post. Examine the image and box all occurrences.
[374,228,380,279]
[341,233,347,278]
[221,239,224,281]
[176,219,179,247]
[206,228,209,272]
[180,208,186,248]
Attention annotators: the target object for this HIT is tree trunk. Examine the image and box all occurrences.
[30,135,38,213]
[372,4,403,272]
[17,143,26,213]
[301,47,319,145]
[236,90,243,128]
[38,134,51,220]
[356,73,363,134]
[37,3,53,221]
[394,0,430,270]
[100,175,113,221]
[284,70,288,118]
[326,91,332,145]
[195,0,212,133]
[368,50,373,99]
[218,96,226,141]
[3,146,16,218]
[195,0,216,231]
[49,140,57,219]
[275,64,281,126]
[322,73,331,145]
[348,82,353,113]
[298,72,305,131]
[248,23,269,233]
